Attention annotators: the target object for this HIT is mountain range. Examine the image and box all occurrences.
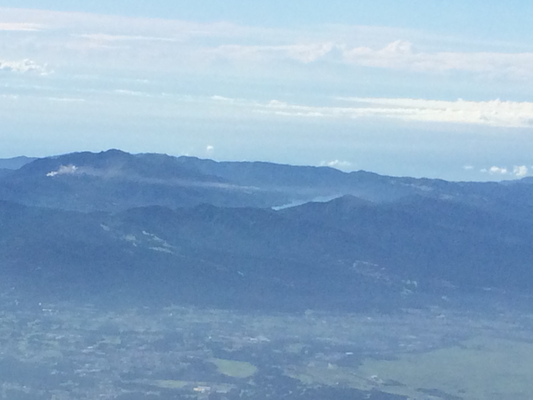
[0,150,532,310]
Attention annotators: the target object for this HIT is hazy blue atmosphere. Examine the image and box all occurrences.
[3,149,533,400]
[1,1,533,180]
[4,4,533,399]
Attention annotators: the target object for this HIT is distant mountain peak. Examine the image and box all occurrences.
[327,194,375,207]
[0,156,37,170]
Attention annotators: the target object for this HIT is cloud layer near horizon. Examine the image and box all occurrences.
[0,58,49,74]
[2,7,533,80]
[1,6,533,182]
[212,96,533,128]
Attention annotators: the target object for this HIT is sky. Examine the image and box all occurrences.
[1,1,533,180]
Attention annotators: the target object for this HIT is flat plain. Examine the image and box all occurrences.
[1,290,532,400]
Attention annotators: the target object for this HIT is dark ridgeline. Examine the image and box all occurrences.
[1,149,533,310]
[0,156,37,170]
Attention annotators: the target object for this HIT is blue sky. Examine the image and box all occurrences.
[1,1,533,180]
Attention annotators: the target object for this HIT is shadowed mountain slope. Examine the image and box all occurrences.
[1,194,533,310]
[0,150,289,211]
[0,156,36,170]
[2,150,533,222]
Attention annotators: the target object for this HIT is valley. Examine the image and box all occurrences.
[1,151,533,399]
[0,292,532,400]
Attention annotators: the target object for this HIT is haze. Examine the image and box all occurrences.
[1,1,533,180]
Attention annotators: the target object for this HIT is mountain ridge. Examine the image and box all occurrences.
[1,194,532,310]
[2,149,533,216]
[2,150,533,311]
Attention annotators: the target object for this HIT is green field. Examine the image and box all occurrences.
[211,358,258,379]
[290,336,533,400]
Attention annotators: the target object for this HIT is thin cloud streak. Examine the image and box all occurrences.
[211,43,336,64]
[222,96,533,128]
[74,34,183,43]
[481,165,529,177]
[0,59,49,75]
[0,22,44,31]
[211,40,533,79]
[0,7,258,40]
[320,160,352,169]
[341,40,533,79]
[3,7,533,80]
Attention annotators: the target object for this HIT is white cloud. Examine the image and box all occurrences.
[244,96,533,128]
[211,95,237,103]
[480,165,529,178]
[211,43,335,64]
[113,89,153,97]
[489,166,508,175]
[75,33,180,43]
[207,40,533,79]
[206,145,215,156]
[47,97,86,103]
[0,59,49,75]
[463,165,474,170]
[285,43,336,63]
[0,23,43,31]
[345,97,533,127]
[2,8,533,81]
[0,8,250,41]
[513,165,528,177]
[320,160,352,169]
[47,165,78,177]
[343,40,414,68]
[342,40,533,79]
